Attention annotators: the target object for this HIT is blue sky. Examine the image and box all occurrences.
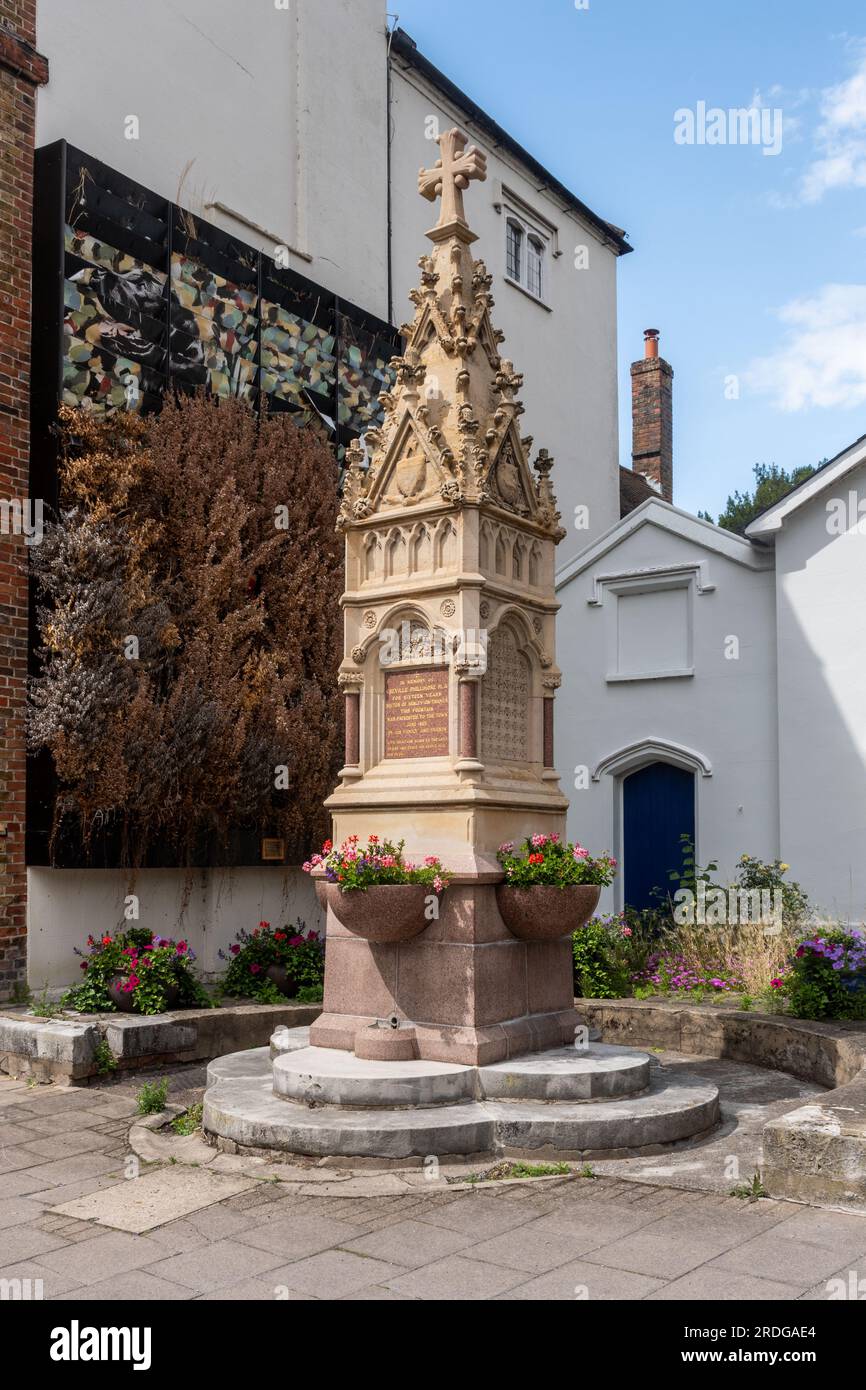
[391,0,866,519]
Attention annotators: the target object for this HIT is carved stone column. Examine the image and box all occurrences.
[338,672,363,778]
[454,660,483,775]
[542,673,561,774]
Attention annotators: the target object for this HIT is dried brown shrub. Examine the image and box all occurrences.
[29,395,343,865]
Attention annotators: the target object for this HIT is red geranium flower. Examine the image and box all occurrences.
[177,941,188,954]
[102,935,112,946]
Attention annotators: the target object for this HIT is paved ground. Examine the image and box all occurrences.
[0,1058,863,1301]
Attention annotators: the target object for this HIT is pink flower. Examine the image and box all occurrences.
[125,975,140,992]
[250,963,262,975]
[302,861,312,873]
[549,833,560,842]
[177,941,188,954]
[770,977,784,989]
[230,944,240,955]
[573,847,589,860]
[531,834,547,847]
[424,856,438,867]
[499,841,514,854]
[433,875,444,893]
[381,855,396,867]
[289,935,305,947]
[621,926,633,937]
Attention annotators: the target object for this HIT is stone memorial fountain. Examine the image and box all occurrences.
[203,129,719,1161]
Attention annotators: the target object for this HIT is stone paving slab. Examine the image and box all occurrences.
[3,1059,866,1301]
[48,1166,258,1232]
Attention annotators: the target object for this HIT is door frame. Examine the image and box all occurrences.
[593,739,711,914]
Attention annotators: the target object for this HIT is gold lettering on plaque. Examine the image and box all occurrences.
[384,668,450,759]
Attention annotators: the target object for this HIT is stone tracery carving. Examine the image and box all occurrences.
[481,626,530,762]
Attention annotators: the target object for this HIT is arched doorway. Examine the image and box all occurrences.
[622,762,695,911]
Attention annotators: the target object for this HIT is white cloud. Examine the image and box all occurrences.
[799,43,866,201]
[745,284,866,410]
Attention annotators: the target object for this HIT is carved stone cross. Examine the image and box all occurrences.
[418,127,487,228]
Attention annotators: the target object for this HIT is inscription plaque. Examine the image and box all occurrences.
[384,667,449,759]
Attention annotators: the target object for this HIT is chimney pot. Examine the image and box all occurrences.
[644,328,660,359]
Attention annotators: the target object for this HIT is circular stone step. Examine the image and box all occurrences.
[478,1044,650,1102]
[202,1047,720,1160]
[204,1072,495,1159]
[272,1046,475,1108]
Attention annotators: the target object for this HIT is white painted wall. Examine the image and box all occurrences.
[555,504,779,914]
[775,459,866,921]
[28,867,323,990]
[389,63,622,562]
[36,0,391,316]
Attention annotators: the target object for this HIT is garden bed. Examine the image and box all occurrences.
[0,999,321,1084]
[576,995,866,1209]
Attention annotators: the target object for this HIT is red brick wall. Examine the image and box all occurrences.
[631,355,674,503]
[0,0,46,998]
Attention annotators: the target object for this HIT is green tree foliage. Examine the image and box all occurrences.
[709,462,821,535]
[29,395,343,865]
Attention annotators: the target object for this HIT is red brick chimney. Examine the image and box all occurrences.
[630,328,673,502]
[0,0,48,999]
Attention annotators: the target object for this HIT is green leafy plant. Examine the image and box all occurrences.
[730,1169,768,1200]
[307,836,450,892]
[784,928,866,1021]
[498,833,616,887]
[93,1039,117,1075]
[572,909,658,998]
[735,854,809,926]
[30,984,61,1019]
[171,1103,203,1136]
[136,1077,169,1114]
[219,919,325,1002]
[61,929,211,1015]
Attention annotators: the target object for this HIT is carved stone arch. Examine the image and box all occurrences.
[363,531,383,583]
[494,528,511,577]
[410,522,433,574]
[512,534,526,582]
[486,603,545,669]
[385,527,408,578]
[376,604,449,667]
[528,540,542,587]
[479,519,495,571]
[434,516,458,569]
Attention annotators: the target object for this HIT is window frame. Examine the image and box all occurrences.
[503,206,550,306]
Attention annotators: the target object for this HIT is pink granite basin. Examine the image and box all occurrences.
[496,884,601,941]
[325,882,431,943]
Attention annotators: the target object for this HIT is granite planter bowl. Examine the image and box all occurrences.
[107,976,179,1013]
[325,882,430,943]
[266,963,298,998]
[496,884,601,941]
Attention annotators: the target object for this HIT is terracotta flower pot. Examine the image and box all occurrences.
[325,881,431,943]
[107,975,179,1013]
[266,963,298,997]
[107,974,137,1012]
[496,883,601,941]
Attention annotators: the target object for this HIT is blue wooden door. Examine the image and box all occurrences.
[622,762,695,911]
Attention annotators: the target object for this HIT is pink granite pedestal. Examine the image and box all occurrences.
[309,880,577,1066]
